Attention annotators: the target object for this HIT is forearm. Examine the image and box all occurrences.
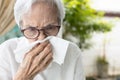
[13,76,33,80]
[13,72,33,80]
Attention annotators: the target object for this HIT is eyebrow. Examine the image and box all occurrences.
[23,21,58,29]
[43,21,58,27]
[21,25,37,29]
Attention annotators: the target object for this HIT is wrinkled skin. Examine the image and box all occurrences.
[13,2,59,80]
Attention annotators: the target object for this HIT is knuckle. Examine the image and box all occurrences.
[45,47,49,51]
[34,58,39,63]
[38,47,42,52]
[43,48,51,54]
[46,49,50,53]
[47,43,51,46]
[45,40,49,44]
[47,43,52,48]
[45,45,52,51]
[38,46,44,51]
[36,45,44,50]
[50,53,53,57]
[31,51,36,54]
[31,47,42,55]
[43,60,47,65]
[41,41,49,46]
[27,54,33,60]
[48,52,52,57]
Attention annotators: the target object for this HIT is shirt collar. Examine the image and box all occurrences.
[14,36,69,65]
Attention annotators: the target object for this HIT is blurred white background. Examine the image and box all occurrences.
[82,0,120,77]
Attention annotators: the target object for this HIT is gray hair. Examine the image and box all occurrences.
[14,0,65,27]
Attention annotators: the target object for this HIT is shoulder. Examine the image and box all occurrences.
[0,37,27,56]
[0,37,25,49]
[64,41,82,63]
[0,38,18,49]
[68,42,81,56]
[62,41,83,72]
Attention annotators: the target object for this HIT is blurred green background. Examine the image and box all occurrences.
[0,0,112,49]
[0,0,116,80]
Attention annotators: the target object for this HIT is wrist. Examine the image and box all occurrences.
[13,74,33,80]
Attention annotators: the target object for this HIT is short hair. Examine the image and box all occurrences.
[14,0,65,27]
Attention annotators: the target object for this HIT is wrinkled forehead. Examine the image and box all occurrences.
[21,2,59,28]
[31,1,59,19]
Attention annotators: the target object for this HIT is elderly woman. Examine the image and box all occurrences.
[0,0,85,80]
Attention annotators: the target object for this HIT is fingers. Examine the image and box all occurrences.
[27,43,52,74]
[25,40,49,60]
[30,53,53,76]
[26,41,52,75]
[21,40,53,78]
[38,52,53,72]
[27,55,40,75]
[42,52,53,66]
[33,40,49,53]
[37,43,52,62]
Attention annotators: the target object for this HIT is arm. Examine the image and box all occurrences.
[74,54,86,80]
[13,41,53,80]
[63,43,86,80]
[0,46,12,80]
[68,42,86,80]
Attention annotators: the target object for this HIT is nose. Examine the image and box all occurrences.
[37,30,47,40]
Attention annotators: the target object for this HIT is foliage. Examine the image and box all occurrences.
[97,56,108,65]
[0,0,112,49]
[63,0,112,50]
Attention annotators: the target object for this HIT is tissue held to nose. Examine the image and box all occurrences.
[14,40,53,79]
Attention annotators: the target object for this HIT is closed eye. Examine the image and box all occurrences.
[44,25,55,30]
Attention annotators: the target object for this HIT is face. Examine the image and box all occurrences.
[21,2,59,43]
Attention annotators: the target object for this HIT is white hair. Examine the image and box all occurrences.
[14,0,65,27]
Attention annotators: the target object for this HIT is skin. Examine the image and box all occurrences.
[13,2,59,80]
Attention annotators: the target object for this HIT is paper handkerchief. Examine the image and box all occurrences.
[14,36,69,65]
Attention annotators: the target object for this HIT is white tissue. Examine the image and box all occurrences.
[14,36,69,65]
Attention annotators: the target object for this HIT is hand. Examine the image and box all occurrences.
[13,41,53,80]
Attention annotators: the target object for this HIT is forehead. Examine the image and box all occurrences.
[22,2,59,28]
